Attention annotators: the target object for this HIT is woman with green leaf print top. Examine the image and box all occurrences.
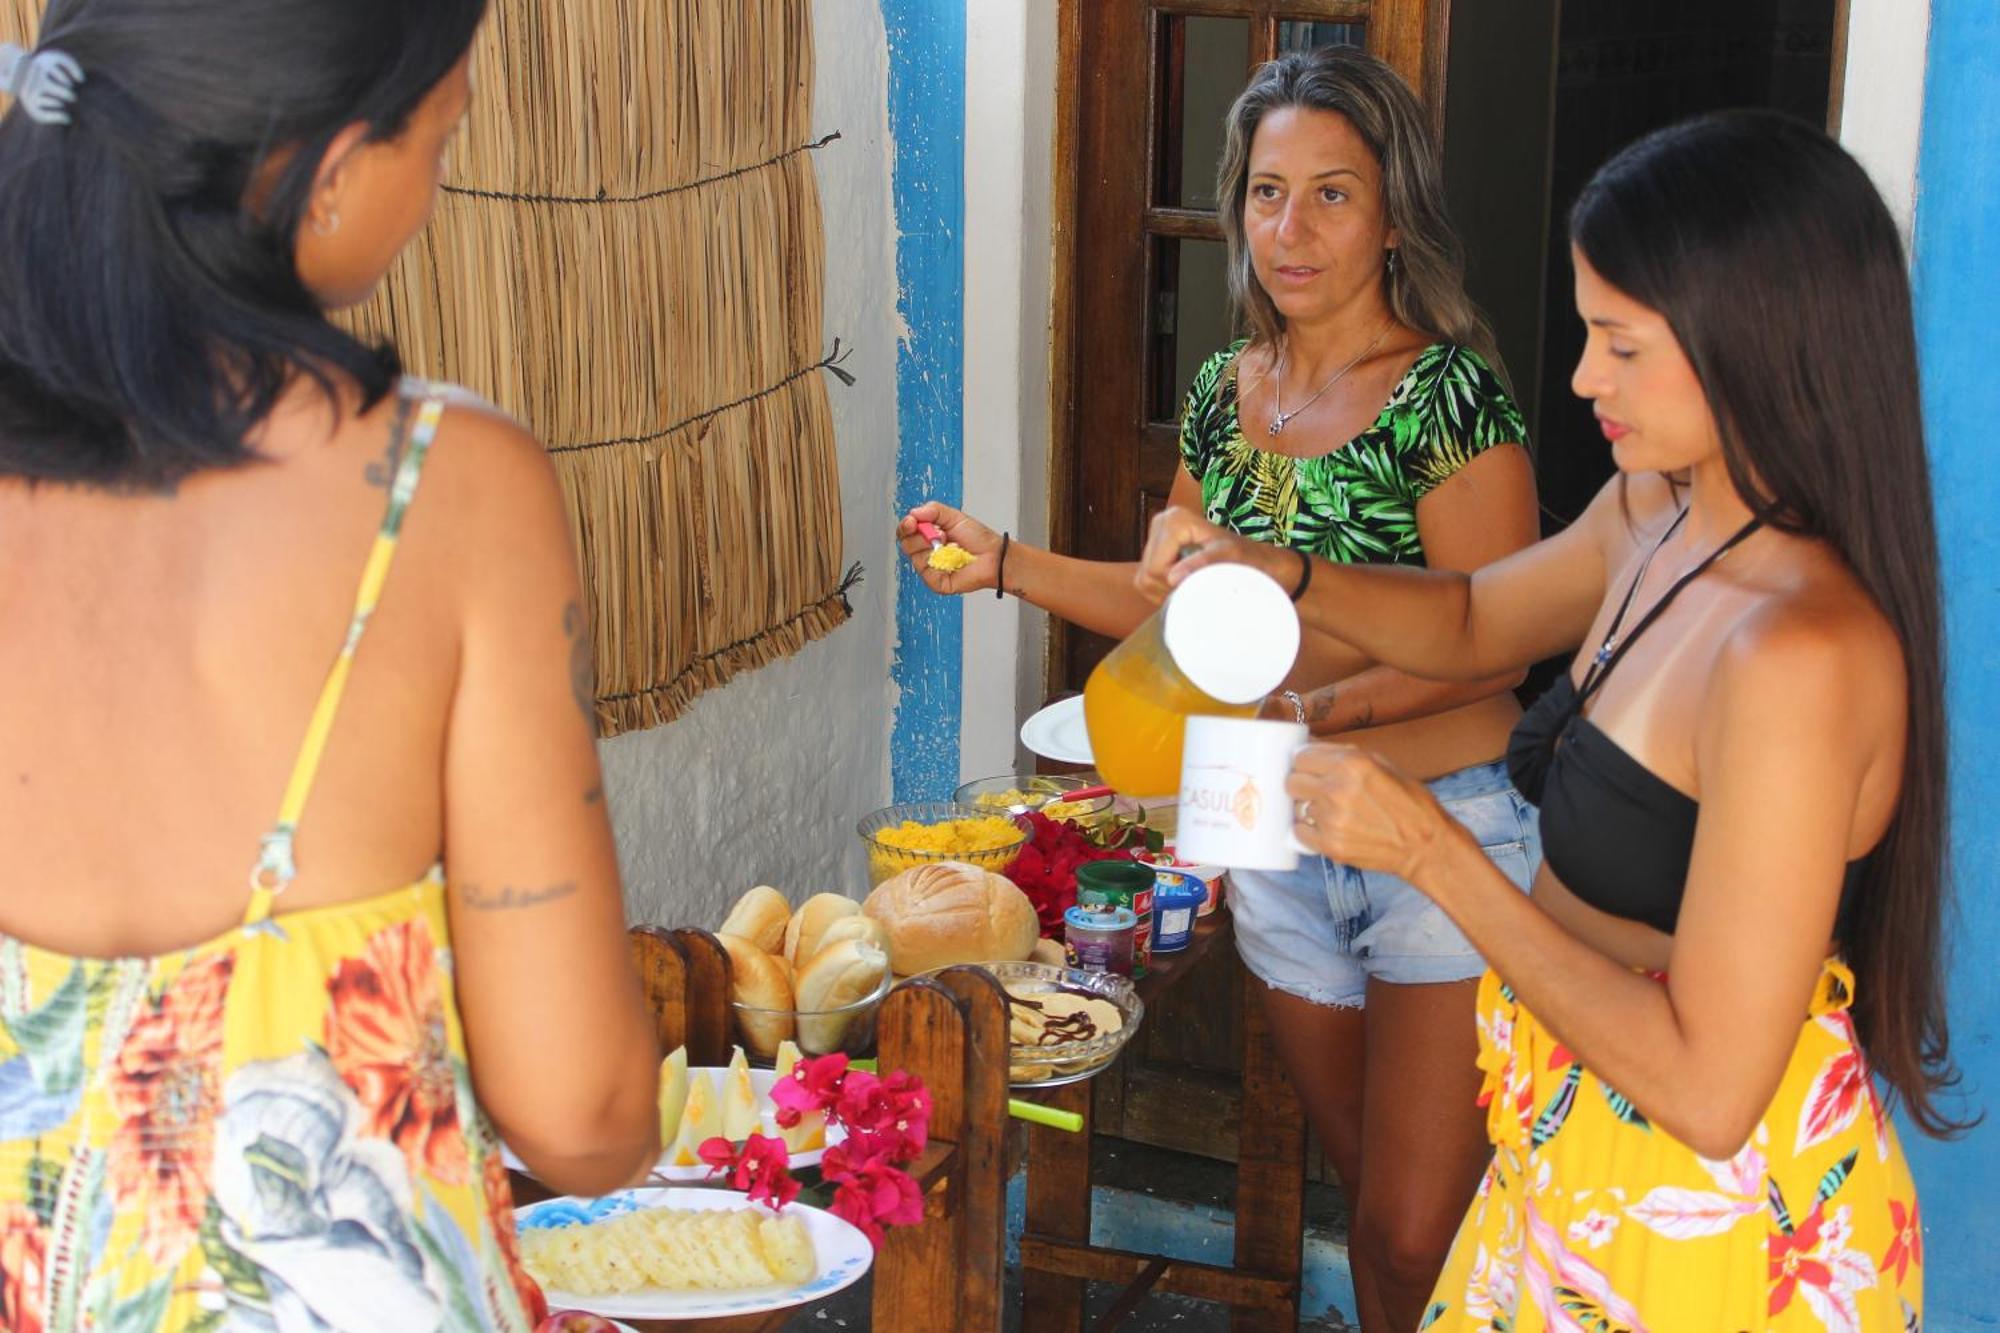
[899,47,1540,1332]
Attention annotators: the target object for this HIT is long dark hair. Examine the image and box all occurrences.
[0,0,487,491]
[1215,45,1498,369]
[1572,110,1964,1135]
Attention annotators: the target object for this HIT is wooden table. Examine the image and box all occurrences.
[1015,907,1308,1331]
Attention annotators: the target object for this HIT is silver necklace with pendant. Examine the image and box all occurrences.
[1268,318,1396,437]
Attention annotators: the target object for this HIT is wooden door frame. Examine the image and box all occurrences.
[1043,0,1450,702]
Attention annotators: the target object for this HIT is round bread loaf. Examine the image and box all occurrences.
[782,892,863,965]
[716,931,794,1058]
[718,885,791,955]
[862,861,1039,975]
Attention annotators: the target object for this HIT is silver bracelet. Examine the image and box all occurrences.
[1279,689,1307,724]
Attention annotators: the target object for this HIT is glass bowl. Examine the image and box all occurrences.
[856,800,1032,886]
[731,967,895,1061]
[953,774,1116,824]
[981,960,1145,1089]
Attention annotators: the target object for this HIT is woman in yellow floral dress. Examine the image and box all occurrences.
[1138,111,1960,1331]
[0,2,660,1329]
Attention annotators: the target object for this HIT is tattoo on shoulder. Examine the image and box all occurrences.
[460,881,579,912]
[562,601,598,734]
[366,396,414,489]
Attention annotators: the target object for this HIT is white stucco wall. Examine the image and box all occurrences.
[1838,0,1932,236]
[960,0,1060,782]
[601,0,901,927]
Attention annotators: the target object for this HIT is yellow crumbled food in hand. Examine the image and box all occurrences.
[867,814,1024,882]
[927,542,975,572]
[519,1206,816,1294]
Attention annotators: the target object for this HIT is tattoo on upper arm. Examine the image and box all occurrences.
[562,601,599,735]
[460,881,579,912]
[365,397,413,489]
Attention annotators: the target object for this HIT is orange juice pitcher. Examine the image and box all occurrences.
[1084,563,1302,797]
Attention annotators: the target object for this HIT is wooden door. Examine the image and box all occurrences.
[1052,0,1447,695]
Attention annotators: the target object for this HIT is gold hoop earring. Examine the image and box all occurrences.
[312,210,341,237]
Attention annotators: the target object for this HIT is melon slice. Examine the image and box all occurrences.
[774,1039,826,1153]
[669,1068,722,1167]
[656,1045,690,1148]
[722,1045,759,1142]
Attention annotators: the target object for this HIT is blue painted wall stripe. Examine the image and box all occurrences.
[1904,2,2000,1327]
[884,0,967,802]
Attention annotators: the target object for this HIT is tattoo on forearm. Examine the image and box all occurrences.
[583,784,604,806]
[562,601,598,734]
[461,881,579,912]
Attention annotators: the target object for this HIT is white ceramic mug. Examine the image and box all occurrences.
[1175,715,1314,871]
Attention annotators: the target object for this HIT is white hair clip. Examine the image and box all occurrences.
[1,41,85,127]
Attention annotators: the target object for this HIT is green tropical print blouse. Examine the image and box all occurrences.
[1179,340,1526,565]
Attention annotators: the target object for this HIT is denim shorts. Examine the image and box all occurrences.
[1230,759,1540,1007]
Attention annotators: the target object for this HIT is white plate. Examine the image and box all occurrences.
[504,1068,843,1182]
[1019,694,1093,764]
[517,1187,873,1320]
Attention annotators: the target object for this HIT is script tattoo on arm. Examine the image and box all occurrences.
[460,881,580,912]
[365,396,413,489]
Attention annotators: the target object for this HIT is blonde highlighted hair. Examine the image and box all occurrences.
[1215,46,1497,371]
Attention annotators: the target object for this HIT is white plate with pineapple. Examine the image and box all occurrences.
[516,1186,873,1319]
[504,1040,843,1182]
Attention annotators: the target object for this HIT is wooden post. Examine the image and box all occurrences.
[1021,1077,1094,1332]
[1230,957,1305,1331]
[873,978,972,1330]
[932,966,1013,1331]
[668,927,734,1066]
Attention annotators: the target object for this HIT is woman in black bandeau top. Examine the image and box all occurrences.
[1137,110,1966,1329]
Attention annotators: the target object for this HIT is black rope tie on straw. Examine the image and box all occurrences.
[597,563,866,707]
[547,340,856,456]
[442,131,845,206]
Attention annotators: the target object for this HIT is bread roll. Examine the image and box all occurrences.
[718,886,791,955]
[783,892,862,965]
[1029,936,1068,969]
[805,913,887,965]
[862,861,1040,975]
[793,938,890,1053]
[716,931,794,1058]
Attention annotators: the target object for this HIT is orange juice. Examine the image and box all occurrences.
[1084,645,1257,798]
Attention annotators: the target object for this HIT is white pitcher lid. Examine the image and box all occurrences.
[1161,562,1302,704]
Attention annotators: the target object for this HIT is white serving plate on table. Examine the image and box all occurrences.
[1019,694,1094,765]
[516,1187,872,1320]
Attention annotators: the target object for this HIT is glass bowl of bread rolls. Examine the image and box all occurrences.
[715,887,895,1060]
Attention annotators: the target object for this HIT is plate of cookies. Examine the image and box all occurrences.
[516,1187,872,1320]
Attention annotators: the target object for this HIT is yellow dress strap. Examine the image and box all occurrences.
[244,391,448,926]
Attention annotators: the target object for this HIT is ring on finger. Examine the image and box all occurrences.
[1294,798,1315,826]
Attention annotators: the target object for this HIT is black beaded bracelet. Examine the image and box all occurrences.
[996,531,1011,599]
[1289,546,1313,602]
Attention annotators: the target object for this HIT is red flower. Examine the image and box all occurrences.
[1010,814,1147,938]
[824,1150,927,1247]
[483,1146,548,1325]
[771,1053,849,1129]
[840,1070,931,1165]
[326,917,468,1186]
[700,1134,801,1212]
[1882,1197,1922,1286]
[0,1204,48,1333]
[1767,1204,1833,1318]
[107,952,233,1265]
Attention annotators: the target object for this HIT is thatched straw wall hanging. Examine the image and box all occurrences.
[0,0,856,739]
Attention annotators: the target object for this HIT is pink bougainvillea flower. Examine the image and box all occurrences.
[700,1133,800,1212]
[771,1053,849,1128]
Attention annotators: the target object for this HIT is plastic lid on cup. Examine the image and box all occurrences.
[1161,562,1302,704]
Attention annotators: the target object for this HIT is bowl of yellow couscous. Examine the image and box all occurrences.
[856,801,1032,886]
[953,774,1115,823]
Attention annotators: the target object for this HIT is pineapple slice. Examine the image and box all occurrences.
[669,1068,722,1167]
[722,1046,759,1142]
[656,1045,689,1149]
[774,1040,826,1153]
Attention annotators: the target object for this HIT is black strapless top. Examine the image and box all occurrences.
[1507,511,1865,934]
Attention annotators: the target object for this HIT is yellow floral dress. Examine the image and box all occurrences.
[0,389,540,1332]
[1424,962,1923,1332]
